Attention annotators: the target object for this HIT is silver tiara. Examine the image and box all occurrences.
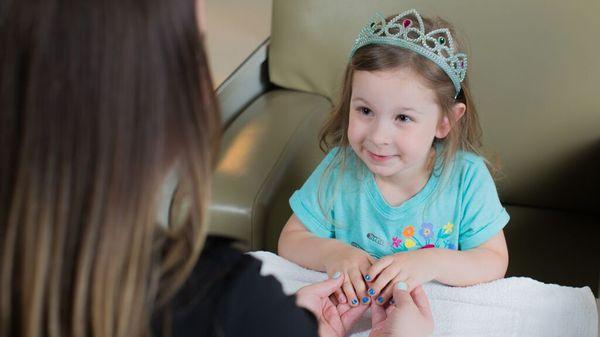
[350,9,467,96]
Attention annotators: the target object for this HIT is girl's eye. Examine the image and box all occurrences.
[395,114,412,123]
[358,107,372,115]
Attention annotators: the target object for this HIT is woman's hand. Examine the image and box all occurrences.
[323,245,375,306]
[369,284,434,337]
[296,274,369,337]
[364,249,439,305]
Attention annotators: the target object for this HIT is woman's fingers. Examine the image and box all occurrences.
[410,285,432,319]
[370,301,387,326]
[299,273,344,298]
[340,302,369,330]
[334,288,346,304]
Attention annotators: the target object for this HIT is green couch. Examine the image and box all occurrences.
[206,0,600,296]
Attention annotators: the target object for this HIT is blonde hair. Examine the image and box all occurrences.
[317,13,485,222]
[0,0,220,336]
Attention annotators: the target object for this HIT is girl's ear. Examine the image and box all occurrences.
[436,103,466,139]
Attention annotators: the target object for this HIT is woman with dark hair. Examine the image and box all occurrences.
[0,0,432,336]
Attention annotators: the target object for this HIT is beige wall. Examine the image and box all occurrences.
[205,0,272,87]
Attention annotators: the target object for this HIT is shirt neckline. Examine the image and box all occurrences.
[366,145,442,219]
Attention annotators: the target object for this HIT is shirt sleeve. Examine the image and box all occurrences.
[289,148,340,238]
[458,157,510,250]
[221,255,318,337]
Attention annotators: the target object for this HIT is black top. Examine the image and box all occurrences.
[153,236,318,337]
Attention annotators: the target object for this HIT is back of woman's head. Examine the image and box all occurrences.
[0,0,219,336]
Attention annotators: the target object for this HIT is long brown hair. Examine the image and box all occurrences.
[320,13,483,175]
[0,0,220,336]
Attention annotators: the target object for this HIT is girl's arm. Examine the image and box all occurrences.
[278,214,352,271]
[432,231,509,286]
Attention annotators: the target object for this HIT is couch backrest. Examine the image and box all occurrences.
[268,0,600,214]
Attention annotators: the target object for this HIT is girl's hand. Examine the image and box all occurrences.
[323,245,375,307]
[364,249,439,305]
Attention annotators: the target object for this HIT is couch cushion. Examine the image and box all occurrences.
[208,90,330,248]
[268,0,600,213]
[504,205,599,296]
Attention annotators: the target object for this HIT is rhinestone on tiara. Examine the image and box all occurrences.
[350,9,468,96]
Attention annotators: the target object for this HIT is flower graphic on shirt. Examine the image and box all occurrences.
[402,225,415,238]
[392,236,402,248]
[404,238,416,248]
[419,223,434,239]
[443,223,454,234]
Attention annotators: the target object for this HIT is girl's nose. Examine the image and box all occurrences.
[369,120,392,146]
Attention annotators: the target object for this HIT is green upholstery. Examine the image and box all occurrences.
[208,90,328,248]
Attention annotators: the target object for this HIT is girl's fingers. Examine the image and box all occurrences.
[374,281,394,306]
[349,268,369,304]
[342,275,359,307]
[365,256,394,282]
[368,265,400,299]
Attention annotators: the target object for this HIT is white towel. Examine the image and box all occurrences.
[249,251,598,337]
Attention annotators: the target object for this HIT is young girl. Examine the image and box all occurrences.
[278,9,509,308]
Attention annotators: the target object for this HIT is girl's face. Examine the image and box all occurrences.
[348,68,448,182]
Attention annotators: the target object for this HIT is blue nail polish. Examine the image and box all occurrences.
[377,296,384,303]
[364,274,371,281]
[368,288,375,296]
[362,297,370,304]
[351,298,358,305]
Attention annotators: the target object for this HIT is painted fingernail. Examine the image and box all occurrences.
[332,271,341,279]
[396,281,408,291]
[368,288,376,296]
[389,299,395,305]
[351,298,359,305]
[362,296,370,304]
[364,274,371,281]
[377,296,384,303]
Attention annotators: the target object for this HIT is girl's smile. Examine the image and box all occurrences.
[366,150,396,163]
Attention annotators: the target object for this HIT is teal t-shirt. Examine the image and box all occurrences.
[289,146,509,258]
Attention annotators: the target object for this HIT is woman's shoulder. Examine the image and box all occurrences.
[157,236,317,337]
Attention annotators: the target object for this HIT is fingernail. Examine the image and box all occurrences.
[377,296,384,303]
[332,271,341,279]
[364,274,371,281]
[396,281,408,291]
[339,295,346,303]
[367,288,376,296]
[389,299,395,305]
[361,296,370,304]
[351,298,359,305]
